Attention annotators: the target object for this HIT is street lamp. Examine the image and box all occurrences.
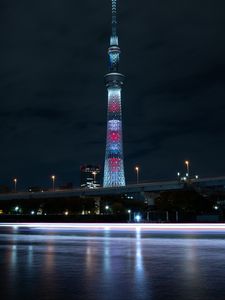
[15,206,19,212]
[134,213,141,223]
[105,205,109,214]
[92,171,97,186]
[128,209,131,222]
[13,178,17,193]
[185,161,190,177]
[51,175,56,192]
[135,166,139,184]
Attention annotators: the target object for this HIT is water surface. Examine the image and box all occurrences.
[0,226,225,300]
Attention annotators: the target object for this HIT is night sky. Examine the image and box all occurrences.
[1,0,225,189]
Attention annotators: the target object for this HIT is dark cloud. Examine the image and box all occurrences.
[148,64,225,96]
[0,0,225,188]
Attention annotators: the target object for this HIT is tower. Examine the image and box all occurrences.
[103,0,126,187]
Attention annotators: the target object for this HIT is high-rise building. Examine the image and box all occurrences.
[80,165,101,188]
[103,0,126,187]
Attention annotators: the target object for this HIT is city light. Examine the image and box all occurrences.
[135,214,141,222]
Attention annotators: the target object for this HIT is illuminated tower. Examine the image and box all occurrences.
[103,0,125,187]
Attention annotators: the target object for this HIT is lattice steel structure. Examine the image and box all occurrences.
[103,0,125,187]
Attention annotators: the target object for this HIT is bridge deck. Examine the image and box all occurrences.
[0,176,224,201]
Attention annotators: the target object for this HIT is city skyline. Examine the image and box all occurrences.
[0,0,225,188]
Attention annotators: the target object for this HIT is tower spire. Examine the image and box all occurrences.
[110,0,118,46]
[112,0,117,37]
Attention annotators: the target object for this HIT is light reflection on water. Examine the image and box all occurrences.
[0,228,225,300]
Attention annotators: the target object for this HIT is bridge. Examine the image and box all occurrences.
[0,176,224,201]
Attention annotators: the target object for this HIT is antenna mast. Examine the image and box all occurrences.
[110,0,118,46]
[112,0,117,37]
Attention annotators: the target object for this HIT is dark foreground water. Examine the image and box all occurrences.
[0,227,225,300]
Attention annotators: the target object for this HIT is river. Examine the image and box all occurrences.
[0,223,225,300]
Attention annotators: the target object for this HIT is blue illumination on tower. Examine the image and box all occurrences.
[103,0,125,187]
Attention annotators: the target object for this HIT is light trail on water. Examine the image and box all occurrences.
[0,223,225,233]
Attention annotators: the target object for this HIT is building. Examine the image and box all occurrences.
[80,165,101,188]
[103,0,126,187]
